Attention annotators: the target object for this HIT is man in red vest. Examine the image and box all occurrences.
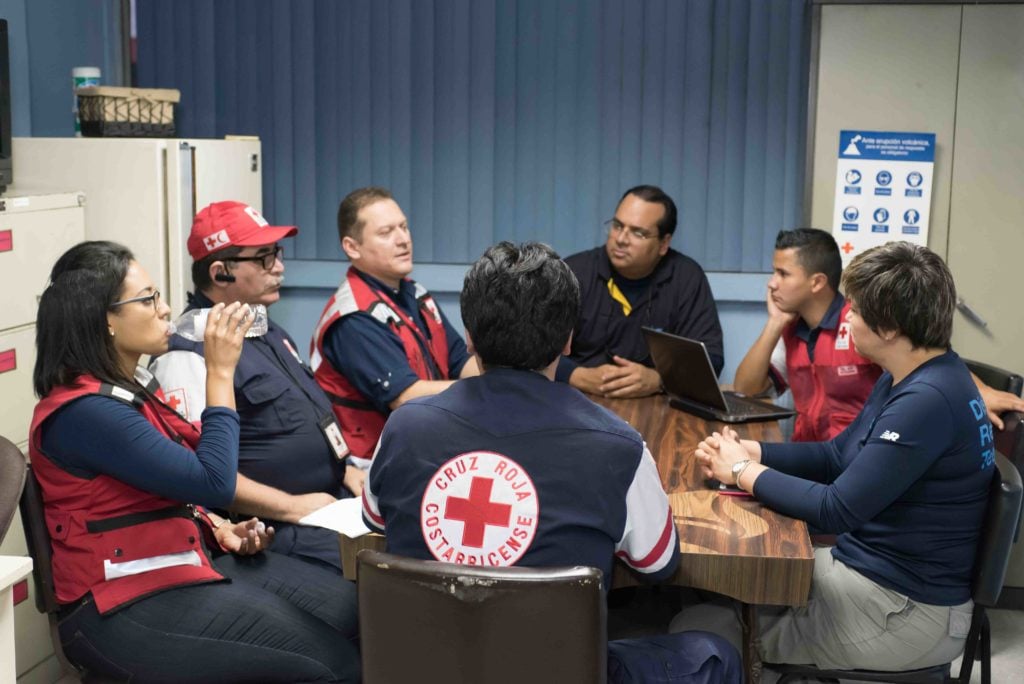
[311,187,479,472]
[735,228,1024,441]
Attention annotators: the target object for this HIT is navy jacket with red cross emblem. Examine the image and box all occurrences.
[362,368,680,589]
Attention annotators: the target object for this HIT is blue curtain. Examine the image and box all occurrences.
[136,0,808,271]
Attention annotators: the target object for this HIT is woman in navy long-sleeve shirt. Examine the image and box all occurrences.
[695,242,992,672]
[31,241,359,682]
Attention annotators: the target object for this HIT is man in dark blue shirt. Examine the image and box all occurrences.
[152,201,361,572]
[363,241,680,587]
[310,187,478,469]
[556,185,723,398]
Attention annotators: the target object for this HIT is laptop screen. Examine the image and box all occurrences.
[642,328,728,410]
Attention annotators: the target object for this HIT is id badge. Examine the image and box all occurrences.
[319,415,350,460]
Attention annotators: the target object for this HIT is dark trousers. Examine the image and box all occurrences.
[59,550,360,683]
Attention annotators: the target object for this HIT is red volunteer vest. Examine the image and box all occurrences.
[310,267,451,461]
[783,301,881,442]
[29,373,224,614]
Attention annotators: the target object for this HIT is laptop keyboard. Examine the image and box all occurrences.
[722,393,785,417]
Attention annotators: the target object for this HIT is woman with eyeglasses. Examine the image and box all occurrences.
[30,241,359,682]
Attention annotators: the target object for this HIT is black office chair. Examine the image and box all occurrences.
[0,435,27,543]
[993,411,1024,610]
[357,549,607,684]
[19,460,112,682]
[768,451,1023,684]
[995,411,1024,470]
[966,358,1023,398]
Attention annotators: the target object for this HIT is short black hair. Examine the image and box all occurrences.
[192,245,242,292]
[461,242,580,371]
[619,185,678,238]
[34,241,136,397]
[842,241,955,350]
[774,228,842,292]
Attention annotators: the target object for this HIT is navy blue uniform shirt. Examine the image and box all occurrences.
[755,350,993,605]
[321,270,471,413]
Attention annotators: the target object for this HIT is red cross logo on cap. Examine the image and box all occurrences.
[842,242,855,255]
[202,229,230,253]
[444,477,512,547]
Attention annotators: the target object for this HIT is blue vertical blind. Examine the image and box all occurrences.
[136,0,808,271]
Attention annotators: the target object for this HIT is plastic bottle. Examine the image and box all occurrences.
[169,304,269,341]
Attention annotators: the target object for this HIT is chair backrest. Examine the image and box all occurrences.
[19,462,61,614]
[965,358,1024,397]
[0,435,28,543]
[972,452,1024,607]
[995,411,1024,471]
[357,549,607,684]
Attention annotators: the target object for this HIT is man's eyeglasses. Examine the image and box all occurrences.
[222,245,284,271]
[110,289,161,309]
[605,219,657,242]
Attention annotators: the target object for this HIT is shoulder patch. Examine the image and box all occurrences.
[835,322,851,350]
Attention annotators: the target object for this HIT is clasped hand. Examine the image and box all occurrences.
[596,356,662,398]
[694,426,757,485]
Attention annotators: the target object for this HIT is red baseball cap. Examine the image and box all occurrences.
[187,201,298,259]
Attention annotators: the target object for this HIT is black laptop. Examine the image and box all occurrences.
[642,327,796,423]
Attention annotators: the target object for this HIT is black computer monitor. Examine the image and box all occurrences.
[0,19,12,195]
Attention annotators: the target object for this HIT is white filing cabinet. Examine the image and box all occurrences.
[0,190,85,683]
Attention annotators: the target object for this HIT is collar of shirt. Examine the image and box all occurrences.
[597,247,674,287]
[353,269,420,317]
[794,292,845,362]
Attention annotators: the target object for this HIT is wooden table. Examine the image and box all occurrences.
[340,395,814,602]
[592,394,814,607]
[340,394,814,683]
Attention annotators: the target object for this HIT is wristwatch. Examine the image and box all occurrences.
[731,459,752,484]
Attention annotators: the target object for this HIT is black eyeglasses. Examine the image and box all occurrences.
[604,219,657,242]
[222,245,284,271]
[110,289,161,309]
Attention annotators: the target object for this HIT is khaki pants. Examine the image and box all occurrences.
[760,547,972,671]
[670,547,972,672]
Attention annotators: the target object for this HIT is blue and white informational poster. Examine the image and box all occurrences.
[832,130,935,266]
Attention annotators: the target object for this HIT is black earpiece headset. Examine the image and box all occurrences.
[214,272,236,283]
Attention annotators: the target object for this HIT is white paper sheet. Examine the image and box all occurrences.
[298,497,371,537]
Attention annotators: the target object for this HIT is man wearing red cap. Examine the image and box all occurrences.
[151,201,362,574]
[310,187,479,470]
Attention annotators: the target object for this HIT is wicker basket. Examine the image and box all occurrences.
[76,86,181,137]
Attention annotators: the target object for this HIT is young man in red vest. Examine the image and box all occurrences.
[311,187,479,470]
[735,228,1024,441]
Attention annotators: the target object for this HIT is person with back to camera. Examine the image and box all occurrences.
[682,241,992,673]
[363,241,741,683]
[29,241,359,682]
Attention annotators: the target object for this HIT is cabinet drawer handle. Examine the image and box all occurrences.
[0,349,15,374]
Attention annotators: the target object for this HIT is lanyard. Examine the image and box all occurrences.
[248,334,332,415]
